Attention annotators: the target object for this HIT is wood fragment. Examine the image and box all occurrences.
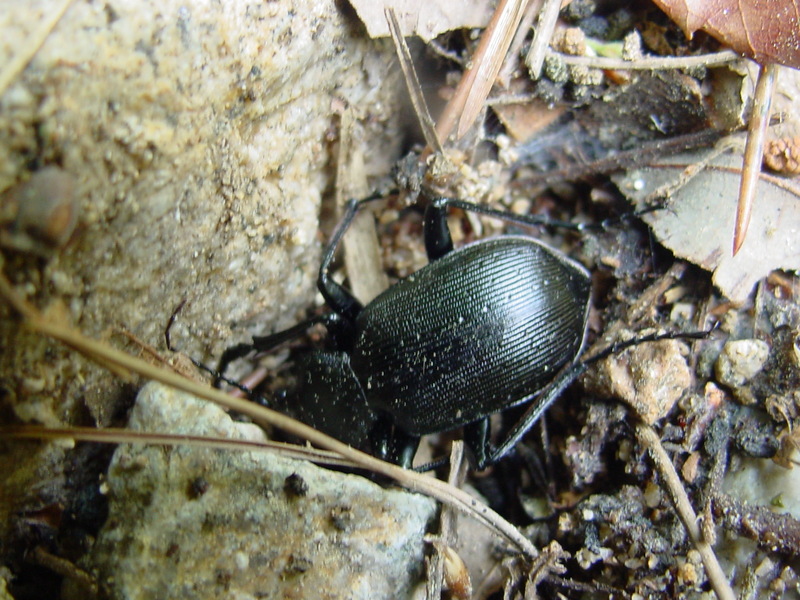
[335,108,389,304]
[636,423,736,600]
[733,63,778,255]
[524,0,562,78]
[712,492,800,556]
[458,0,528,139]
[434,0,528,143]
[0,0,75,97]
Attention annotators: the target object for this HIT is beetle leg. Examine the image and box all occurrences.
[318,193,386,322]
[423,197,455,261]
[463,417,492,470]
[485,361,589,467]
[483,327,713,466]
[391,430,421,469]
[216,312,348,385]
[429,196,602,233]
[370,414,420,468]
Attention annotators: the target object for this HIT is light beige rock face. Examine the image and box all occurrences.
[0,0,402,427]
[63,383,436,600]
[0,0,403,566]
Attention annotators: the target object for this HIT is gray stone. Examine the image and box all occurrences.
[72,383,436,600]
[715,339,770,404]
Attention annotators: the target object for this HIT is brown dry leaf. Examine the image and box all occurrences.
[456,0,529,139]
[493,97,566,142]
[614,150,800,304]
[347,0,493,41]
[652,0,800,68]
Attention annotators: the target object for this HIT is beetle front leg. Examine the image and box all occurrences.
[317,193,387,323]
[486,361,588,466]
[463,418,492,470]
[423,197,455,261]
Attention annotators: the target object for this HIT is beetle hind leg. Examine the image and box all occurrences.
[370,415,420,469]
[317,192,387,322]
[463,418,493,470]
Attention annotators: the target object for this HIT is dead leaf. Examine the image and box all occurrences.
[652,0,800,69]
[493,96,566,142]
[347,0,493,42]
[457,0,529,138]
[613,150,800,304]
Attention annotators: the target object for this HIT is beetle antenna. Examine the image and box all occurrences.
[582,323,718,367]
[431,197,672,236]
[164,301,268,402]
[412,456,449,473]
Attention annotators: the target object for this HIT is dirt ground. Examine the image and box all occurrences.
[2,1,800,599]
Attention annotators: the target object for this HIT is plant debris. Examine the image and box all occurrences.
[4,2,800,600]
[614,149,800,303]
[652,0,800,68]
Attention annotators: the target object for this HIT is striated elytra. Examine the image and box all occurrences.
[218,196,592,469]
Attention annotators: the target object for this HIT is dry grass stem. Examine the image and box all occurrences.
[458,0,528,139]
[434,0,528,142]
[0,271,538,559]
[2,425,358,468]
[0,0,75,97]
[550,49,740,71]
[635,423,736,600]
[733,63,778,255]
[385,8,443,153]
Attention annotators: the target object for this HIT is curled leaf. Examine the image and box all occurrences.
[347,0,493,42]
[653,0,800,68]
[614,150,800,303]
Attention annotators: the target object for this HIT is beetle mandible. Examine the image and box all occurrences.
[217,194,605,469]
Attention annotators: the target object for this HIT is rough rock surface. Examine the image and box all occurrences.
[65,382,436,600]
[0,0,402,424]
[0,0,403,559]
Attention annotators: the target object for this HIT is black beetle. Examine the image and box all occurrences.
[217,195,598,469]
[216,196,699,469]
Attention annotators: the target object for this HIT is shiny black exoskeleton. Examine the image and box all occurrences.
[218,196,596,469]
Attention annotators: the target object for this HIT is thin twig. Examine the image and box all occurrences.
[0,0,76,97]
[486,91,539,106]
[733,63,778,255]
[2,425,359,468]
[643,135,745,205]
[549,49,740,71]
[434,0,528,143]
[427,39,464,66]
[30,546,97,596]
[635,423,736,600]
[525,0,562,78]
[385,8,443,154]
[426,441,468,600]
[711,491,800,556]
[514,128,724,185]
[0,272,538,559]
[646,157,800,198]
